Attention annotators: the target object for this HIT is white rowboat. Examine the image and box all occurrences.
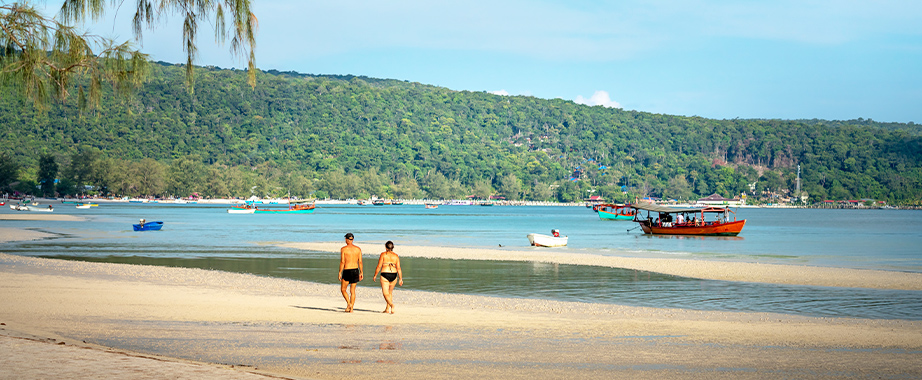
[227,208,256,214]
[526,233,568,247]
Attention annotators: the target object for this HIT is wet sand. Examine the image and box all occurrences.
[1,227,920,378]
[1,248,920,380]
[0,227,56,243]
[0,330,289,380]
[280,242,922,290]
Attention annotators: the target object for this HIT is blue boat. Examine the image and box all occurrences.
[133,221,164,231]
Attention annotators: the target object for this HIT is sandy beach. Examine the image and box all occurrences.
[1,227,921,379]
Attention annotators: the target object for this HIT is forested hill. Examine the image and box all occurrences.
[1,62,921,203]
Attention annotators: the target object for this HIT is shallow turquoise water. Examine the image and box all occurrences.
[2,203,921,319]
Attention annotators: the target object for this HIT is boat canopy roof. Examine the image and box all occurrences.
[630,203,731,214]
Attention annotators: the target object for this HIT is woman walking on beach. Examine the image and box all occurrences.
[339,233,363,313]
[373,241,403,314]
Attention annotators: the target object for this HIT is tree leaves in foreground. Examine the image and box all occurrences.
[0,0,256,109]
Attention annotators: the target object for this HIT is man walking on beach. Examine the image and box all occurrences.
[339,233,363,312]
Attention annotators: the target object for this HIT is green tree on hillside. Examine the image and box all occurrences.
[37,153,57,196]
[0,152,17,191]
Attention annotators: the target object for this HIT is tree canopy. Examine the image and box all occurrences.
[0,0,256,109]
[2,63,921,204]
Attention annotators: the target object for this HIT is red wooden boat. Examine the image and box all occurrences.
[631,203,746,236]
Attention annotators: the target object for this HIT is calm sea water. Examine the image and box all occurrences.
[2,203,921,320]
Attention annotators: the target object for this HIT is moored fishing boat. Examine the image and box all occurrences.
[527,229,568,247]
[228,207,256,214]
[26,205,54,212]
[251,200,316,214]
[75,204,92,209]
[596,203,636,220]
[424,203,439,209]
[630,203,745,236]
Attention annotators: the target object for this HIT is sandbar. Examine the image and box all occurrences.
[280,242,922,291]
[0,227,56,243]
[0,214,85,222]
[1,252,920,379]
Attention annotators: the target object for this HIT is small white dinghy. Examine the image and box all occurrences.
[527,229,568,247]
[227,208,256,214]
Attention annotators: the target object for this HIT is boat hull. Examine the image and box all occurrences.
[527,233,568,247]
[252,208,315,214]
[133,222,164,231]
[639,219,746,236]
[26,206,53,212]
[228,208,256,214]
[598,210,634,220]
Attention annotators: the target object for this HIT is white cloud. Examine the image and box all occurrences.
[574,91,622,108]
[489,89,510,96]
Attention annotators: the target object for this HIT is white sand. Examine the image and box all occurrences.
[1,252,920,379]
[280,242,922,290]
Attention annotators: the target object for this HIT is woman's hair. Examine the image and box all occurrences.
[385,241,394,251]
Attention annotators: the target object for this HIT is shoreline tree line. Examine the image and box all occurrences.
[1,63,921,204]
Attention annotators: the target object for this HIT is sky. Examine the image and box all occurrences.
[41,0,922,123]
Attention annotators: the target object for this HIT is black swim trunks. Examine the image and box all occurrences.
[381,272,398,282]
[341,268,360,284]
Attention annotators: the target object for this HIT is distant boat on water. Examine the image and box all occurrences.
[596,203,636,221]
[233,200,316,214]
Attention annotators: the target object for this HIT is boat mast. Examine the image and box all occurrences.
[796,165,801,199]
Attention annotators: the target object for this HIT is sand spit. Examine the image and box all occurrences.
[0,214,86,222]
[0,227,57,243]
[1,253,920,379]
[281,242,922,291]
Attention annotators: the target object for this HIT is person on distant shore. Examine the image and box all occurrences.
[339,233,363,312]
[373,241,403,314]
